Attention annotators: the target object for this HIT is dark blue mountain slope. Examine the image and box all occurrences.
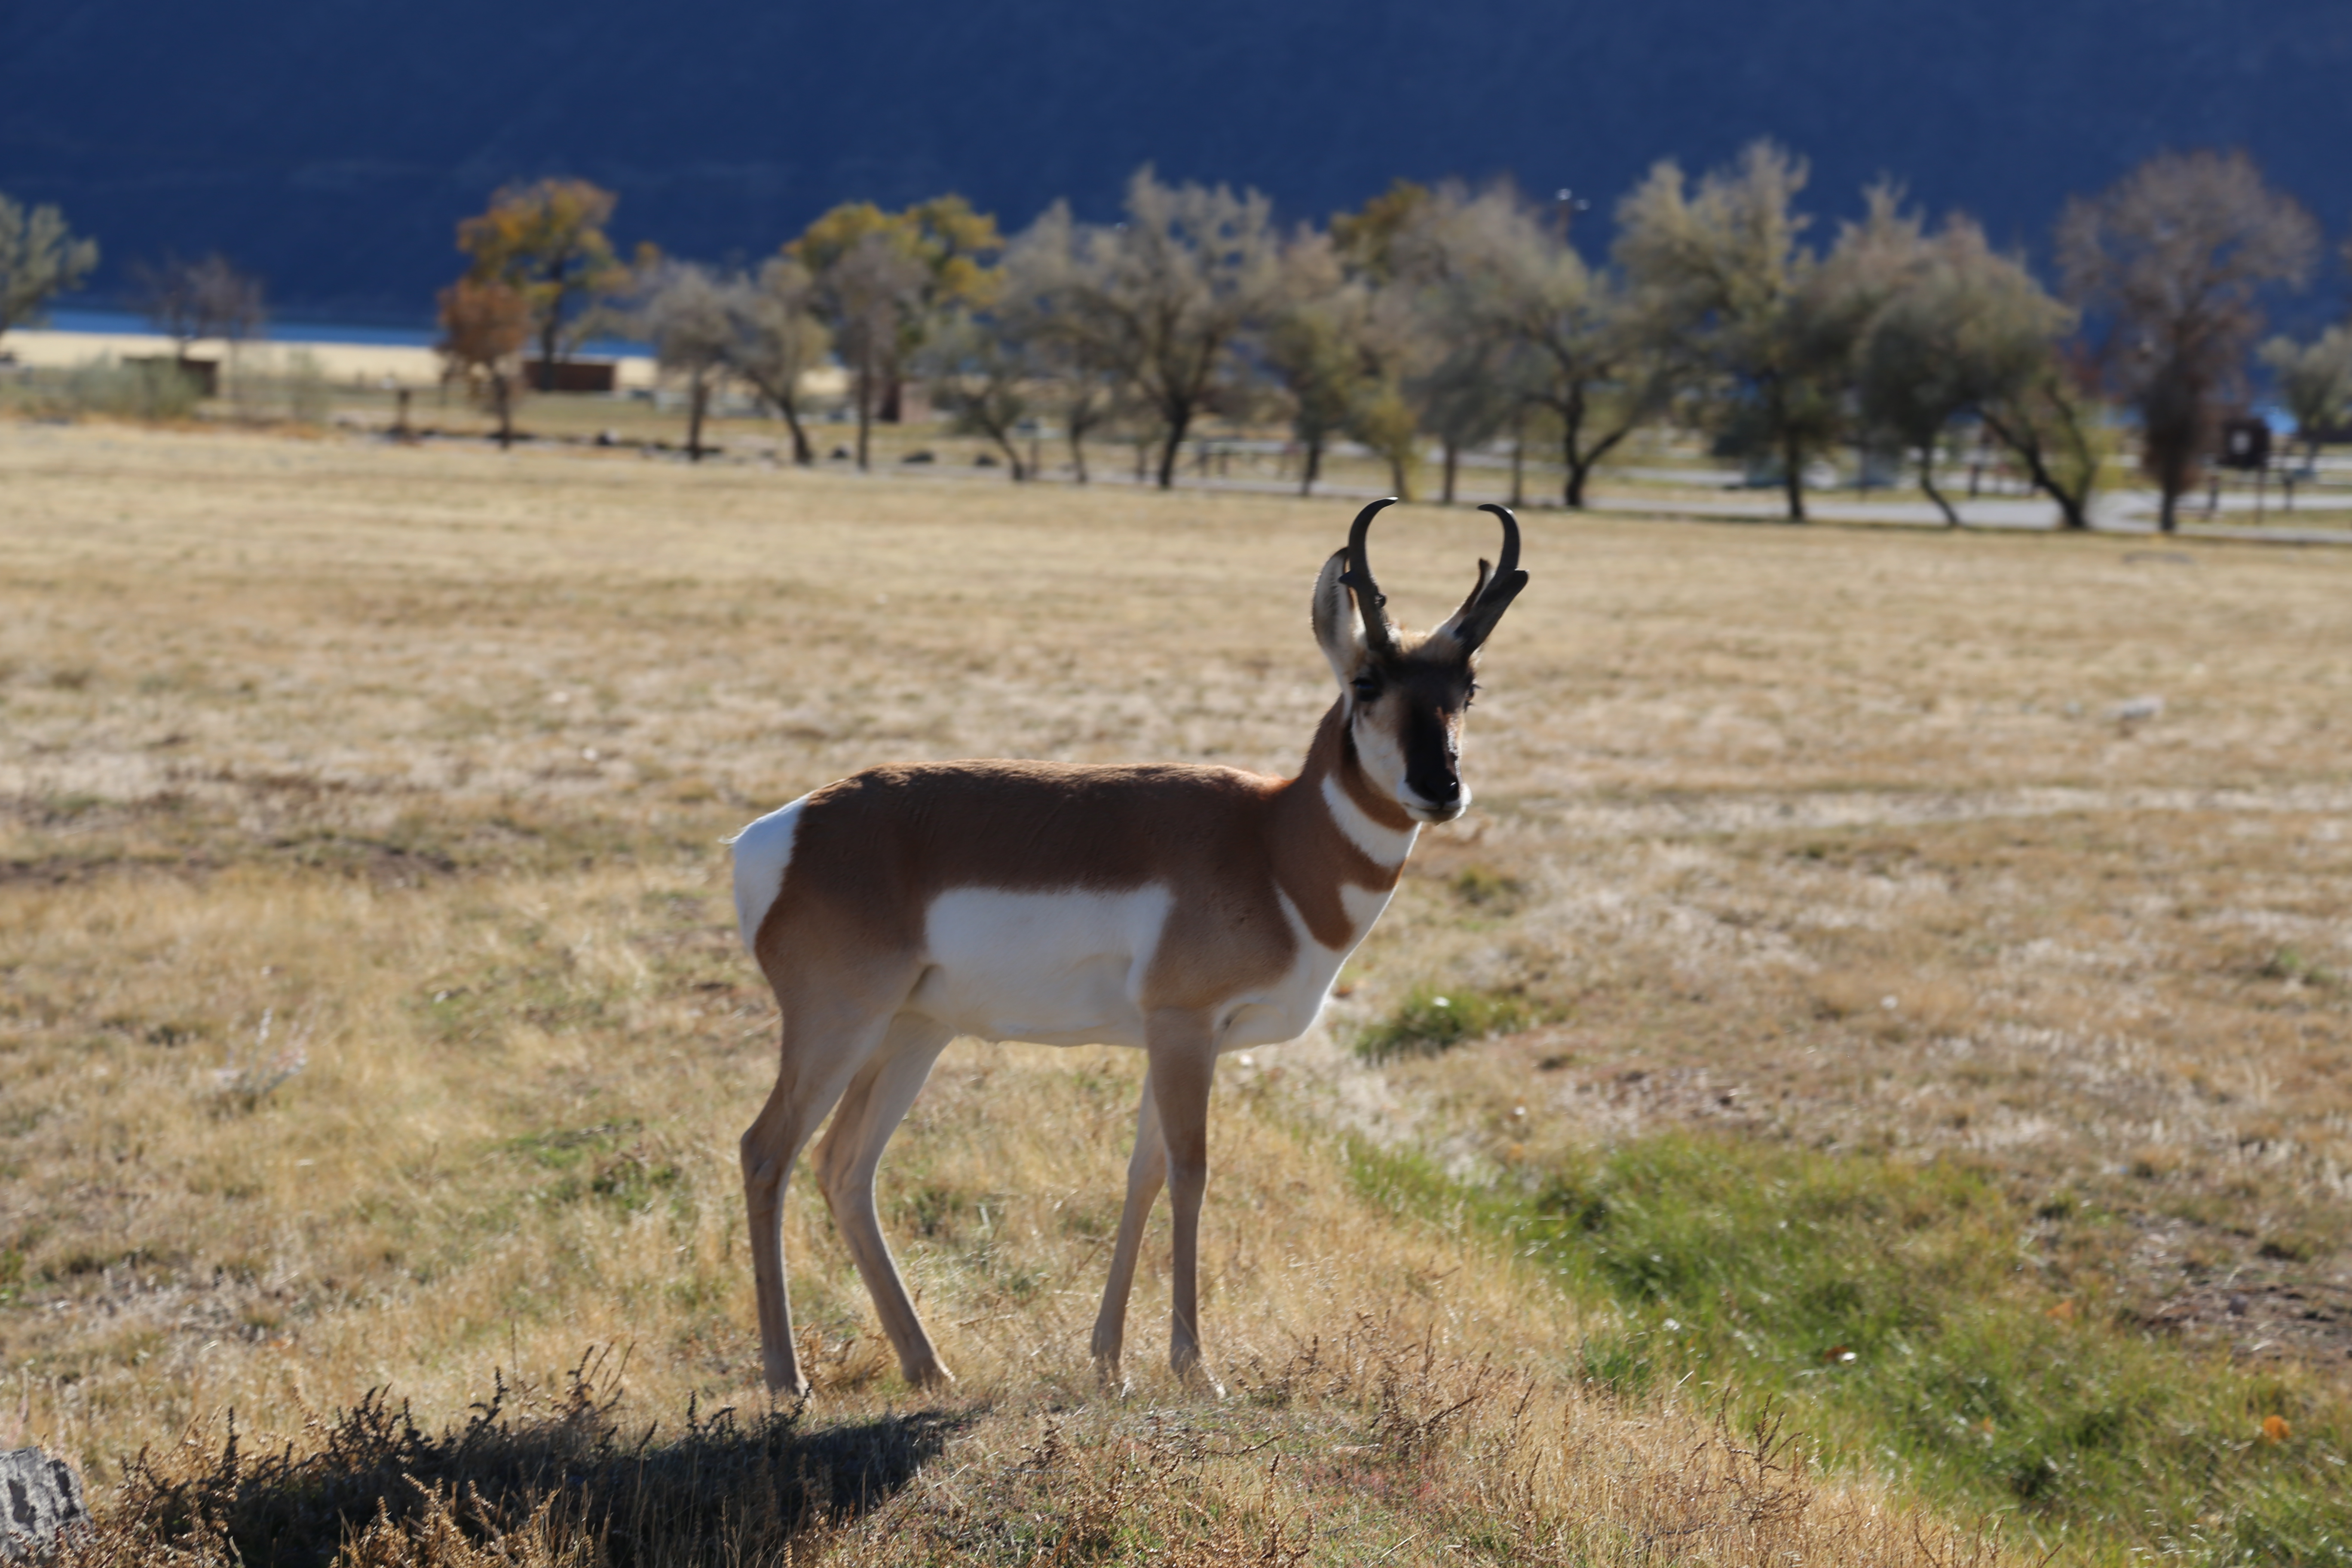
[2,0,2346,321]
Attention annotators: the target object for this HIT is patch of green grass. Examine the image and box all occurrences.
[1348,1132,2352,1564]
[2260,946,2341,989]
[499,1121,684,1217]
[1353,984,1536,1063]
[1448,865,1527,912]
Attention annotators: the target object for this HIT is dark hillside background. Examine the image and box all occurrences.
[3,0,2348,322]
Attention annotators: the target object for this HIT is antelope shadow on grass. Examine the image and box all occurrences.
[103,1354,967,1567]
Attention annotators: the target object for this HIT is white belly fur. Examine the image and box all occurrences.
[909,882,1394,1052]
[911,887,1171,1045]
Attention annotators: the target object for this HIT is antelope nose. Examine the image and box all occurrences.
[1433,774,1461,802]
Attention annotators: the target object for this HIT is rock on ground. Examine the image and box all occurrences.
[0,1449,87,1564]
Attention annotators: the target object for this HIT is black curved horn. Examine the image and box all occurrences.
[1340,496,1402,660]
[1452,503,1529,651]
[1479,502,1521,583]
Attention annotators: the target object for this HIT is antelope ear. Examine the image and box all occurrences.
[1311,548,1367,685]
[1430,558,1495,649]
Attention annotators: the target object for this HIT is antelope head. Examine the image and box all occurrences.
[1311,497,1528,825]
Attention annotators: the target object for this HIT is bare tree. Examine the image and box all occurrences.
[1977,352,2108,533]
[809,229,926,471]
[1054,168,1283,489]
[1047,343,1128,483]
[723,257,828,465]
[1418,185,1667,508]
[436,278,530,449]
[1616,143,1880,521]
[1387,188,1527,503]
[1339,285,1432,499]
[639,261,734,461]
[994,205,1130,482]
[1261,230,1376,496]
[922,308,1033,478]
[1856,210,2075,525]
[2058,150,2318,532]
[130,252,266,363]
[0,191,98,345]
[2259,327,2352,466]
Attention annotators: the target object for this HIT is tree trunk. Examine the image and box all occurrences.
[1980,409,2091,531]
[2023,450,2091,531]
[1441,441,1459,504]
[777,400,813,465]
[539,318,560,394]
[854,352,873,472]
[1781,431,1808,522]
[1557,387,1594,509]
[1562,419,1634,510]
[1510,413,1525,508]
[686,372,708,462]
[1070,427,1090,484]
[1156,404,1193,490]
[1299,435,1323,497]
[2159,485,2179,533]
[1919,446,1960,527]
[493,375,513,450]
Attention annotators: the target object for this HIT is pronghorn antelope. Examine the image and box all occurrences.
[728,498,1527,1395]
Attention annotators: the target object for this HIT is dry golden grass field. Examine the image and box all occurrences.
[2,420,2349,1565]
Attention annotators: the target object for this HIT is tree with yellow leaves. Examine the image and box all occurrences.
[790,196,1001,468]
[457,179,628,393]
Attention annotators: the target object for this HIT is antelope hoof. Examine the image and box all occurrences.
[903,1358,958,1393]
[1170,1343,1225,1398]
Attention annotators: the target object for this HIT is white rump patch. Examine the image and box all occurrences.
[729,795,809,952]
[1321,772,1419,867]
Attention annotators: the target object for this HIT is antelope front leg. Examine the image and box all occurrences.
[1090,1076,1166,1382]
[1145,1012,1221,1391]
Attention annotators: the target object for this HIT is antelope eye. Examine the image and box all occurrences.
[1351,674,1382,704]
[1464,681,1478,707]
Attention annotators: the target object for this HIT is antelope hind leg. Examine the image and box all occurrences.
[740,998,901,1397]
[814,1011,956,1390]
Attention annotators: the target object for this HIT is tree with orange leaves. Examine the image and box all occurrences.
[436,277,531,448]
[457,179,628,393]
